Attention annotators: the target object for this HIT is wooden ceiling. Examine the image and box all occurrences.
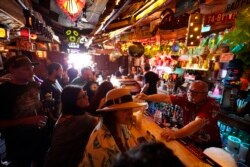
[0,0,232,48]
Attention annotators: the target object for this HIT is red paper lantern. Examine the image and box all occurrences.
[19,28,30,39]
[56,0,86,21]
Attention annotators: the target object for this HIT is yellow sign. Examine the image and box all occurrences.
[0,28,6,38]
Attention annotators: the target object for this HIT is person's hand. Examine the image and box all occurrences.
[21,115,48,128]
[135,93,148,100]
[160,127,176,141]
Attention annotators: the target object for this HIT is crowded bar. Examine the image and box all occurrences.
[0,0,250,167]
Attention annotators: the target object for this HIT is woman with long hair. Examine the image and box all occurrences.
[78,88,147,167]
[89,81,114,115]
[44,85,97,167]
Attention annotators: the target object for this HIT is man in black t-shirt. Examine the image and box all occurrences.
[115,65,127,78]
[40,63,63,122]
[141,64,160,95]
[0,56,48,167]
[141,64,160,115]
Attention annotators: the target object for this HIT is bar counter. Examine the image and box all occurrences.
[131,115,212,167]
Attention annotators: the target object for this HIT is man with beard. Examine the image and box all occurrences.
[71,67,95,87]
[137,80,221,149]
[40,63,63,132]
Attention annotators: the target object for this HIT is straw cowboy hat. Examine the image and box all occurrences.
[97,88,147,112]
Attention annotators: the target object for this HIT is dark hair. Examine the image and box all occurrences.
[47,62,62,75]
[112,142,185,167]
[102,111,127,152]
[61,85,86,115]
[144,64,151,71]
[83,81,99,102]
[81,67,92,73]
[89,81,114,114]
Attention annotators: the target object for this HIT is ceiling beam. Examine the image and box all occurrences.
[32,5,59,22]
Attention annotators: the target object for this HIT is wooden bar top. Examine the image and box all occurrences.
[131,115,212,167]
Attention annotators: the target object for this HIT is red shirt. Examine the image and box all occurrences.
[170,94,222,148]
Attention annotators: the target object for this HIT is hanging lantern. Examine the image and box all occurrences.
[0,24,9,40]
[18,27,30,39]
[127,42,144,58]
[56,0,86,21]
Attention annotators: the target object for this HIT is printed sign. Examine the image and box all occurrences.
[204,12,236,26]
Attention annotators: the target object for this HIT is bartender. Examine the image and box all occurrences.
[115,65,127,78]
[137,80,222,149]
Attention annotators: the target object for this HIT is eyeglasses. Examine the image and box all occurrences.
[187,89,207,95]
[77,91,88,100]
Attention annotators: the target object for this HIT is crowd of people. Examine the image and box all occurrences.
[0,55,229,167]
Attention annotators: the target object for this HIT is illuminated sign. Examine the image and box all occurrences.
[204,12,236,26]
[0,28,7,39]
[65,28,81,49]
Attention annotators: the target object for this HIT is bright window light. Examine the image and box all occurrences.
[201,25,211,33]
[68,53,93,70]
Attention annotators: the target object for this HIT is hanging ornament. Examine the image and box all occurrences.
[65,28,80,43]
[109,50,122,62]
[127,42,144,58]
[56,0,86,21]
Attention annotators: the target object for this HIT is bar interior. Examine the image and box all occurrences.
[0,0,250,167]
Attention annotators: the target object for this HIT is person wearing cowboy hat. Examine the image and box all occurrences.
[78,88,147,167]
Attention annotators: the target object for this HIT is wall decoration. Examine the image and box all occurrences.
[36,42,48,51]
[127,42,144,58]
[186,12,203,47]
[222,7,250,54]
[16,40,35,51]
[65,28,81,49]
[109,50,122,62]
[172,43,180,52]
[56,0,86,21]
